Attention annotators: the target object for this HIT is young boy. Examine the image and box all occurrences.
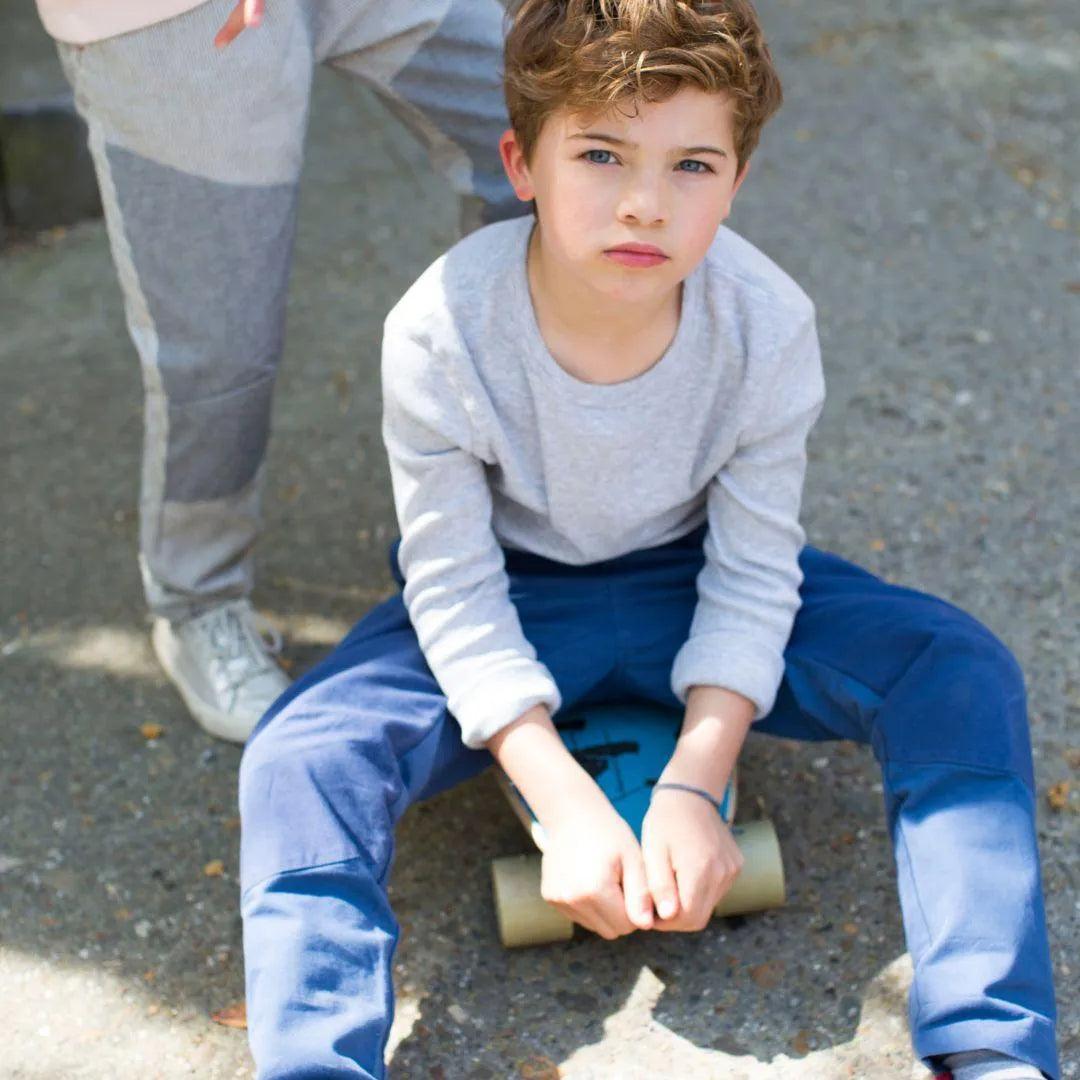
[238,2,1059,1076]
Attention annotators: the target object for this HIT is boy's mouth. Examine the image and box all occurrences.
[603,243,669,269]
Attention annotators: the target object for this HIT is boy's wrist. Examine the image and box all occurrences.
[659,685,754,799]
[650,781,730,818]
[486,704,605,829]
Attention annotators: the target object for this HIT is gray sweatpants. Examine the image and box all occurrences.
[56,0,518,621]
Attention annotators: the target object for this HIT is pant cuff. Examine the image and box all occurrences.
[917,1016,1059,1080]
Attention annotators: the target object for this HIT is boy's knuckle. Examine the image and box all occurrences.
[581,884,606,904]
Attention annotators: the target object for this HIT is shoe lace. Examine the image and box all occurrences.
[195,602,282,700]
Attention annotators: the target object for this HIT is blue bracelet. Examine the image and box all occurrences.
[650,781,727,817]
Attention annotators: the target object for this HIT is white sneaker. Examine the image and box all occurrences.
[151,599,291,743]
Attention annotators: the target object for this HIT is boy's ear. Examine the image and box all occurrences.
[499,128,535,202]
[731,159,751,200]
[721,158,751,220]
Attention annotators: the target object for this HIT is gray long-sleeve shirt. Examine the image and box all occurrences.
[381,216,825,750]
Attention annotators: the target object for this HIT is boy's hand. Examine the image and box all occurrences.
[487,704,654,939]
[214,0,264,48]
[540,796,655,939]
[640,788,744,932]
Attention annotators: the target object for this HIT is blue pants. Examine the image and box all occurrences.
[239,530,1059,1079]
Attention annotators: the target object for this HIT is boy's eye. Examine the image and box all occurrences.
[677,159,714,174]
[582,148,616,165]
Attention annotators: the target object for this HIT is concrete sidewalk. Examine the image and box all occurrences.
[1,1,1077,1077]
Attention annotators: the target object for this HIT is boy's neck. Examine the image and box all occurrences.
[527,224,683,382]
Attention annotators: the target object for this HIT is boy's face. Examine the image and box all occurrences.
[500,86,749,305]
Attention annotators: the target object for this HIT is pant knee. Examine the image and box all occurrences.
[880,615,1032,780]
[936,617,1026,716]
[239,709,400,892]
[161,372,275,501]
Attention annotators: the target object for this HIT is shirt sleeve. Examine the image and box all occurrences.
[670,307,826,719]
[381,317,562,749]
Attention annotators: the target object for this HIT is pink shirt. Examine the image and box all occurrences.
[36,0,205,43]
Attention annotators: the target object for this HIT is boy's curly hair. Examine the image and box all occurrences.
[504,0,783,172]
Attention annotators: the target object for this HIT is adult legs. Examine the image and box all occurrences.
[58,0,519,620]
[56,0,314,621]
[314,0,522,229]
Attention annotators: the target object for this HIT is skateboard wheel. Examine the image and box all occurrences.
[715,819,786,915]
[491,854,574,948]
[491,819,784,947]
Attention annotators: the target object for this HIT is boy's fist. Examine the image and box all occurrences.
[540,800,655,939]
[641,789,743,932]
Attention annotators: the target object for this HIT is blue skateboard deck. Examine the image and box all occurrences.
[500,701,736,843]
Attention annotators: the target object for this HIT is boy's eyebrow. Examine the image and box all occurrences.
[570,132,728,157]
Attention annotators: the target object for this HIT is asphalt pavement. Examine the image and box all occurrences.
[1,1,1077,1076]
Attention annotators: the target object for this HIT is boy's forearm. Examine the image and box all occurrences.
[485,689,751,827]
[658,686,755,800]
[485,704,609,829]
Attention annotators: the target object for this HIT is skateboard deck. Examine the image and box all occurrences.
[491,701,786,947]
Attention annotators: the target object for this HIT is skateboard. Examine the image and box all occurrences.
[491,701,786,947]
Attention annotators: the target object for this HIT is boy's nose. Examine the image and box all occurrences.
[616,178,667,226]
